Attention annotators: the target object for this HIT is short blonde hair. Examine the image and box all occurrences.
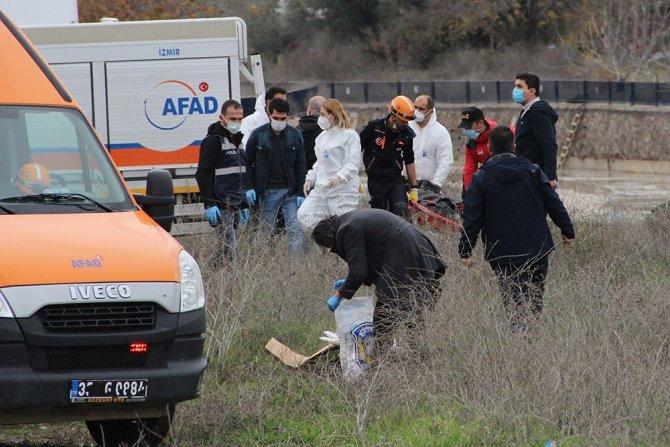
[321,99,352,129]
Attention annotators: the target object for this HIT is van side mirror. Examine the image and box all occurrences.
[133,169,175,232]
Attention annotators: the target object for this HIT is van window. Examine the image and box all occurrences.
[0,106,133,212]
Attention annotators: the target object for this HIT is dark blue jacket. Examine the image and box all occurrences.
[244,123,306,196]
[458,153,574,264]
[514,99,559,181]
[195,122,246,209]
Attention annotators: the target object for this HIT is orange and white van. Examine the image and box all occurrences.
[0,9,206,446]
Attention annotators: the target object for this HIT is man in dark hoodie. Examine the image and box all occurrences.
[513,72,559,189]
[312,209,446,343]
[459,125,574,328]
[195,99,249,266]
[298,95,326,171]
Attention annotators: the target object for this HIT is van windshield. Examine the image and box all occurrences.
[0,106,134,213]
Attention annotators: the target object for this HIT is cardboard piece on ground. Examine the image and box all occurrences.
[265,337,337,368]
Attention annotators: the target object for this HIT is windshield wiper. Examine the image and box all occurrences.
[0,193,116,212]
[0,203,15,214]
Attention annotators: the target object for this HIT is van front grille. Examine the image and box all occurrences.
[27,344,168,371]
[38,302,157,333]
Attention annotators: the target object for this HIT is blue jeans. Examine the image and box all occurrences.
[213,209,237,266]
[259,188,304,252]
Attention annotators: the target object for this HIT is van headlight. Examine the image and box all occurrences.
[179,250,205,312]
[0,291,14,318]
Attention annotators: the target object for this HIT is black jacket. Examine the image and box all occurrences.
[298,115,322,171]
[360,116,415,179]
[458,153,574,264]
[244,123,306,196]
[195,122,246,209]
[331,209,445,300]
[514,99,559,181]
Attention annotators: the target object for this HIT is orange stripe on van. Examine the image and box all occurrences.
[110,145,200,167]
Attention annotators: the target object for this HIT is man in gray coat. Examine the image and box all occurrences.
[312,209,445,342]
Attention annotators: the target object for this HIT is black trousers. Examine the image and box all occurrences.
[367,175,409,220]
[372,275,442,352]
[490,256,549,327]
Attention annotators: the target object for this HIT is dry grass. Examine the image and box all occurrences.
[167,207,670,446]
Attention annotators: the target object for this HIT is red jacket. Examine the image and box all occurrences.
[463,119,498,191]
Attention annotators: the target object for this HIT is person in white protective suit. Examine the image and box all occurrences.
[298,99,361,230]
[241,86,287,147]
[408,95,453,191]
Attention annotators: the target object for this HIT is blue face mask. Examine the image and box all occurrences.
[464,129,480,140]
[512,87,525,104]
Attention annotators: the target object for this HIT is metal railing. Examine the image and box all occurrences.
[325,80,670,106]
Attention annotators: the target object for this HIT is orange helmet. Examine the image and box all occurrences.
[389,95,415,121]
[14,163,50,194]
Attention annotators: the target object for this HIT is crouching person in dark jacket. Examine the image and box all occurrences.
[458,125,575,329]
[195,99,249,267]
[312,209,446,349]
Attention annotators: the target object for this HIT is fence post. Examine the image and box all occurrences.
[431,81,436,101]
[465,81,471,103]
[655,81,660,106]
[630,82,635,105]
[330,82,335,99]
[363,82,369,103]
[554,81,559,102]
[496,81,501,103]
[397,81,402,96]
[582,80,588,103]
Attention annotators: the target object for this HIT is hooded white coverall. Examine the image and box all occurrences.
[241,94,269,148]
[408,111,453,187]
[297,126,361,230]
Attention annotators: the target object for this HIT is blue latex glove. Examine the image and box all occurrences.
[239,208,250,225]
[327,295,341,312]
[204,206,221,226]
[333,278,346,289]
[296,196,305,208]
[245,189,257,206]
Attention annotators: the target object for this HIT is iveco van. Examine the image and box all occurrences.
[0,10,206,446]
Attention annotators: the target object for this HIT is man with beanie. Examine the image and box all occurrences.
[312,209,445,345]
[458,125,574,328]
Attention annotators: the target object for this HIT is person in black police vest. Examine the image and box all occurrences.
[195,99,249,266]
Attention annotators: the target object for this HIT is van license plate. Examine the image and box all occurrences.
[69,379,148,403]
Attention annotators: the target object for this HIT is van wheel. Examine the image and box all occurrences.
[85,404,174,447]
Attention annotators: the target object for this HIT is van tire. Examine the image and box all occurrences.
[85,404,174,447]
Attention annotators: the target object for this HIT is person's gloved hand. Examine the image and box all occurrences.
[407,188,419,203]
[327,175,343,188]
[204,206,220,226]
[303,180,313,196]
[319,330,339,345]
[245,189,256,206]
[333,278,346,289]
[326,295,341,312]
[239,208,250,225]
[296,196,305,208]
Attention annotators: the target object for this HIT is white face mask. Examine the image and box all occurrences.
[271,119,287,132]
[414,110,426,123]
[225,121,241,134]
[317,115,332,130]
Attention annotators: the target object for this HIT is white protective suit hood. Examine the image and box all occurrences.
[409,108,454,187]
[241,93,270,147]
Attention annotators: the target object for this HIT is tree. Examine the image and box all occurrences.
[561,0,670,81]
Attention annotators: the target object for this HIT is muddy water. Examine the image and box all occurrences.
[557,169,670,219]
